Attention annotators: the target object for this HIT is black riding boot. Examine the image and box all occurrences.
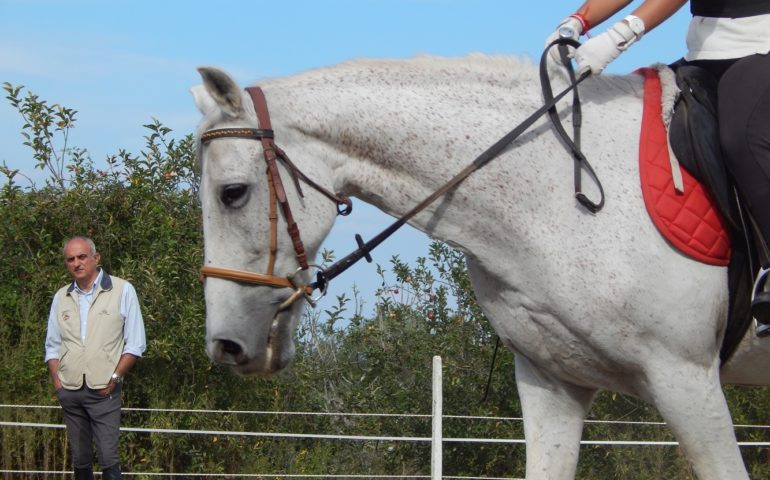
[101,463,122,480]
[754,267,770,337]
[74,466,94,480]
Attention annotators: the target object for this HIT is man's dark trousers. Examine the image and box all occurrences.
[57,382,122,475]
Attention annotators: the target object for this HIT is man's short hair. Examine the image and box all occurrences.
[63,236,97,257]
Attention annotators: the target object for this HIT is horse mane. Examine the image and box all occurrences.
[262,53,641,104]
[265,53,536,90]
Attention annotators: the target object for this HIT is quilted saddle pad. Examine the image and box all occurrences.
[637,67,730,266]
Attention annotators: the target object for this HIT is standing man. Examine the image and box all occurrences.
[44,237,146,480]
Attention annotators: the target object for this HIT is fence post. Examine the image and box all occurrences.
[431,355,442,480]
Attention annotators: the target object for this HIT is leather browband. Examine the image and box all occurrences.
[200,128,274,143]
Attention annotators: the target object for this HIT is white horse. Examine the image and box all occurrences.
[191,55,769,479]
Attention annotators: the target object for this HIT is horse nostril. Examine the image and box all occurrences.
[220,339,242,355]
[212,339,247,365]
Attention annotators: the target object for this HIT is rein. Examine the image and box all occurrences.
[199,39,602,307]
[542,42,605,213]
[311,39,600,292]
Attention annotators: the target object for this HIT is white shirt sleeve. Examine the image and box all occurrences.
[120,282,147,357]
[44,294,61,363]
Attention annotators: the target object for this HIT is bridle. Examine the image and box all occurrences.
[198,39,602,311]
[198,86,352,310]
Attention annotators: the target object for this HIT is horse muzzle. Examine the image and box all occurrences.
[207,320,295,376]
[204,294,299,376]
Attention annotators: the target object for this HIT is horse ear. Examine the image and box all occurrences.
[197,67,243,118]
[190,85,217,116]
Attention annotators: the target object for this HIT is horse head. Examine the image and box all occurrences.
[192,67,339,375]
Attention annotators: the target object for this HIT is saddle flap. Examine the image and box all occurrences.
[668,63,739,231]
[638,67,731,266]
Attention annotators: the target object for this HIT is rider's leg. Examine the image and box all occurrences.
[718,53,770,333]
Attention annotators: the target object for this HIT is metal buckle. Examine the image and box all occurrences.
[287,264,329,308]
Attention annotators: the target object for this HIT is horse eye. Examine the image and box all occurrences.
[220,184,249,208]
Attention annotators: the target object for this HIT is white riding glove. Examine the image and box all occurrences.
[574,16,644,76]
[545,16,584,68]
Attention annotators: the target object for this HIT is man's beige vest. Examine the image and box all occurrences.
[54,272,127,389]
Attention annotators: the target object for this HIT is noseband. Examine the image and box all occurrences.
[199,87,352,308]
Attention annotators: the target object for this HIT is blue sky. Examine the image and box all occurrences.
[0,0,692,315]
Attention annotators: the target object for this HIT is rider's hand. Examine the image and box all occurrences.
[574,17,643,76]
[545,16,584,68]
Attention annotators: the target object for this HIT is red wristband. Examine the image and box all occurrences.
[569,13,591,33]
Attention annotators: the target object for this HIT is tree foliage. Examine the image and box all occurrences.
[1,84,768,479]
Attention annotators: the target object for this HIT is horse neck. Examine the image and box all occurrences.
[263,55,551,249]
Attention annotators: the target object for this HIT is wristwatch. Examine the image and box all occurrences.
[623,15,645,39]
[558,25,577,39]
[111,372,123,384]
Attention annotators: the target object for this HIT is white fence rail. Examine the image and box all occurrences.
[3,356,770,479]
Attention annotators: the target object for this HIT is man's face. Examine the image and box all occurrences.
[63,239,101,287]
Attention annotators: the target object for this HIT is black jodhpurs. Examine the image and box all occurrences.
[718,53,770,254]
[690,55,770,253]
[690,53,770,254]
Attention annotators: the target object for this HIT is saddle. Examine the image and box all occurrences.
[639,64,758,363]
[638,66,730,266]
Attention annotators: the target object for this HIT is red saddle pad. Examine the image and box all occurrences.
[637,67,730,266]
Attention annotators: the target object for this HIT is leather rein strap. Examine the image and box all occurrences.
[541,42,605,213]
[311,39,599,292]
[199,87,351,297]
